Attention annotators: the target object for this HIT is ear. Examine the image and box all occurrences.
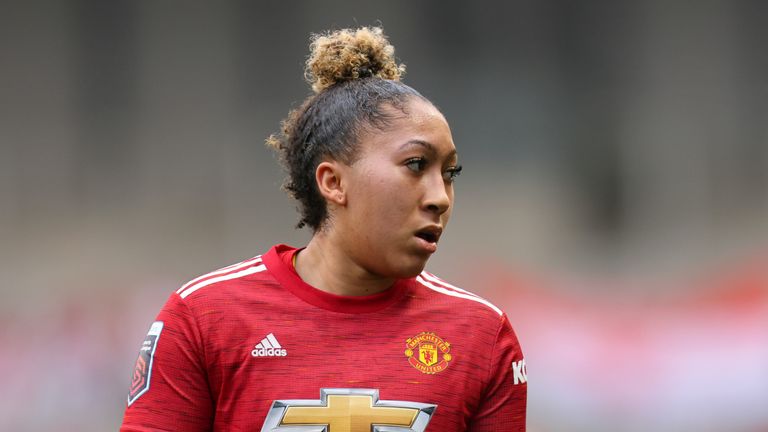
[315,160,347,206]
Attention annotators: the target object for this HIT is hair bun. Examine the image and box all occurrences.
[305,26,405,93]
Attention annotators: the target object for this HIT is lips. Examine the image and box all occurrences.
[414,225,442,253]
[415,225,442,242]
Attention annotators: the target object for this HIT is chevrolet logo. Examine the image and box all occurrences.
[261,388,437,432]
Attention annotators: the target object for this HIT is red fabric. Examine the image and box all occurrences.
[121,244,527,431]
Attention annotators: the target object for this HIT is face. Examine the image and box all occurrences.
[333,97,460,279]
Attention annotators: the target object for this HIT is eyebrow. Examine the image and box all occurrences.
[399,140,458,159]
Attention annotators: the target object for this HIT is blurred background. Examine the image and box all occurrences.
[1,1,767,431]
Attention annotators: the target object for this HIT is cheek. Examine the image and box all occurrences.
[368,183,406,222]
[355,171,411,224]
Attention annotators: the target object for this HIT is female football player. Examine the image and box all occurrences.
[121,26,526,431]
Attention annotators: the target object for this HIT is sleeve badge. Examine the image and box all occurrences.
[127,321,164,405]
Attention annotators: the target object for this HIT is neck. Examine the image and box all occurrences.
[295,232,395,296]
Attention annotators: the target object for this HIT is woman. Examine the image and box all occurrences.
[121,26,526,431]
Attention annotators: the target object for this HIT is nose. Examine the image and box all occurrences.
[422,172,452,215]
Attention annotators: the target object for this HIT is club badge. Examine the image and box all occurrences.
[404,332,452,374]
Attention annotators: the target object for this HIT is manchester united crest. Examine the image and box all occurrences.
[404,332,452,374]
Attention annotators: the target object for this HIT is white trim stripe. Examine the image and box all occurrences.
[416,275,503,316]
[176,256,262,294]
[179,264,267,299]
[420,272,482,299]
[265,333,281,349]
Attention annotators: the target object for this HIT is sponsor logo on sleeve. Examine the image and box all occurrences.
[127,321,164,405]
[512,358,528,385]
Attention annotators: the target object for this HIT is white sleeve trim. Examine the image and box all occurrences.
[416,275,503,316]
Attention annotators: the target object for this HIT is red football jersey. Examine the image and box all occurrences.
[121,244,527,431]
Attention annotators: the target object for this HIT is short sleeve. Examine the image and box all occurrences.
[469,314,528,431]
[120,293,214,432]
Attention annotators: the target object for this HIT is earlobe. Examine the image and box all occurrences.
[316,161,347,205]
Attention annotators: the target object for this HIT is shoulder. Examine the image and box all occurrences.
[174,254,270,301]
[414,270,504,318]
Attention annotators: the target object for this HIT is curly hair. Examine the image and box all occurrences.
[266,26,428,231]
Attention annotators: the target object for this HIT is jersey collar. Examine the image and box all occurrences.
[263,244,410,314]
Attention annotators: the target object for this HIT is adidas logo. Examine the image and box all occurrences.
[251,333,287,357]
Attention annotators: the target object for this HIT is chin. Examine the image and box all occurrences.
[368,249,431,279]
[391,256,429,279]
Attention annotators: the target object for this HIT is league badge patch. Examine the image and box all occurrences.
[405,332,452,374]
[127,321,164,405]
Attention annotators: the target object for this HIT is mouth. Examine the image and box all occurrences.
[414,226,443,246]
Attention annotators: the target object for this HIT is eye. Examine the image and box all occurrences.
[443,165,463,182]
[405,157,427,172]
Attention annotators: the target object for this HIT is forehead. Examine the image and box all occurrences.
[357,98,455,157]
[399,98,445,124]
